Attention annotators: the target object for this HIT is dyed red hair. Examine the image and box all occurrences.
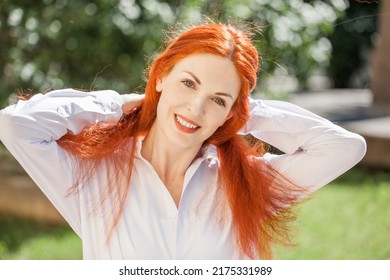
[58,23,304,259]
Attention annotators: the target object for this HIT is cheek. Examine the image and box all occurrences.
[209,110,232,128]
[159,84,183,106]
[156,94,170,119]
[216,107,235,128]
[156,90,181,121]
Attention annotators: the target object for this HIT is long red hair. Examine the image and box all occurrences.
[58,23,304,259]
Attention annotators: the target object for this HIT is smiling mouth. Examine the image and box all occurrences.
[174,114,201,132]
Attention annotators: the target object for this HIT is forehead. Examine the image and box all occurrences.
[169,53,241,97]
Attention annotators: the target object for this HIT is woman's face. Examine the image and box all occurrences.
[154,53,241,150]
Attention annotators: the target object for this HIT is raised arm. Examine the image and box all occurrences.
[239,98,367,192]
[0,88,129,235]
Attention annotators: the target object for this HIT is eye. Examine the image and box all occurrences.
[182,79,195,88]
[212,97,226,107]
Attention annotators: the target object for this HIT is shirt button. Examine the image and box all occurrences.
[170,212,177,218]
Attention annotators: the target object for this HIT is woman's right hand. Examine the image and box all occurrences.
[121,93,144,114]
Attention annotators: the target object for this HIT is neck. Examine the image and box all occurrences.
[140,123,202,183]
[140,123,203,208]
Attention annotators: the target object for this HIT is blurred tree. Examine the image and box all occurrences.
[0,0,175,106]
[328,0,378,88]
[370,0,390,106]
[0,0,348,107]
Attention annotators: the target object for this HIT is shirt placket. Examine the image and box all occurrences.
[175,157,206,259]
[136,156,180,258]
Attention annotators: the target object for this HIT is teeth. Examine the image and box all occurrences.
[176,115,198,129]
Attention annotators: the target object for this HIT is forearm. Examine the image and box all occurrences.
[239,98,367,190]
[0,88,124,145]
[0,88,127,234]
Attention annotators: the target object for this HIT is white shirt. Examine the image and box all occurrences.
[0,89,366,259]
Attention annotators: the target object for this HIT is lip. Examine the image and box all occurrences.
[174,113,201,134]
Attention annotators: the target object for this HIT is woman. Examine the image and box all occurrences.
[0,23,366,259]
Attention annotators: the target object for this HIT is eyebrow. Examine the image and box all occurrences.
[183,71,234,100]
[184,71,201,85]
[215,92,234,100]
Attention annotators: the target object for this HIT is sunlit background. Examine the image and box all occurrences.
[1,0,389,260]
[0,0,379,101]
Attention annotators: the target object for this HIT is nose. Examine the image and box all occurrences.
[187,95,206,117]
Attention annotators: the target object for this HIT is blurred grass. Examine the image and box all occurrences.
[0,217,82,260]
[275,167,390,259]
[0,167,389,260]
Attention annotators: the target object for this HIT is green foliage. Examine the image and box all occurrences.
[244,0,347,90]
[328,0,378,88]
[0,0,174,106]
[0,0,349,107]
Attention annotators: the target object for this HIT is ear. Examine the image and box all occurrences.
[156,78,163,92]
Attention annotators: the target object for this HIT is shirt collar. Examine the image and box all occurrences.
[133,137,219,165]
